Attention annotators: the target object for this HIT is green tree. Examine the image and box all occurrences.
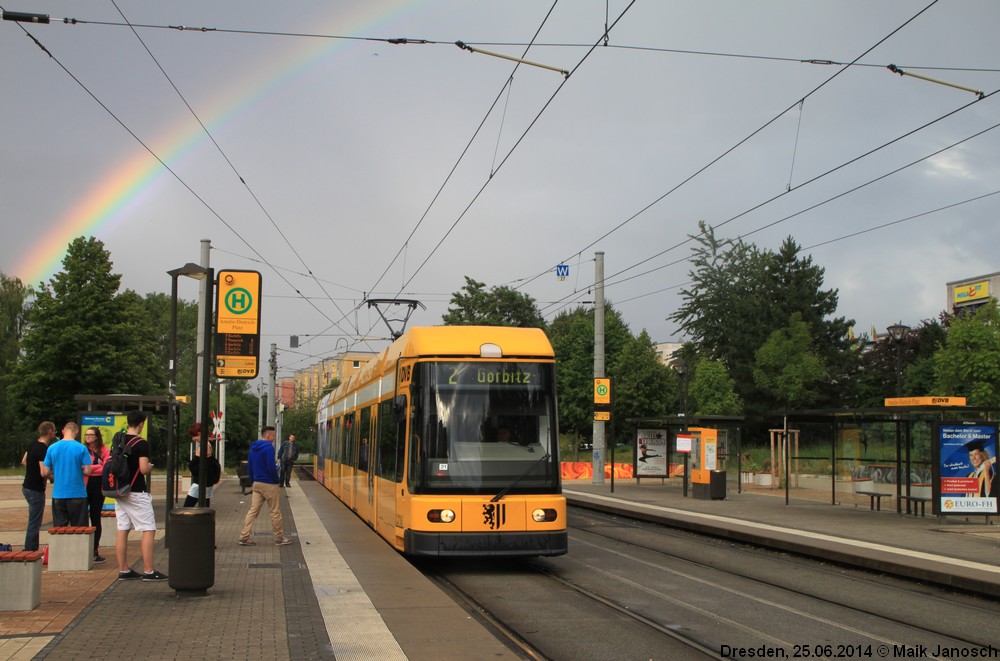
[0,272,34,464]
[753,313,827,409]
[689,358,742,416]
[9,237,160,426]
[220,385,261,466]
[851,319,945,406]
[282,391,322,454]
[934,301,1000,406]
[609,330,676,441]
[442,276,546,328]
[141,292,199,402]
[547,305,631,440]
[670,223,853,418]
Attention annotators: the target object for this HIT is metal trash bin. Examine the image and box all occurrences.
[168,507,215,593]
[709,470,727,500]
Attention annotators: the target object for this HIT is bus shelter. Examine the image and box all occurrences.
[771,404,1000,519]
[625,415,745,495]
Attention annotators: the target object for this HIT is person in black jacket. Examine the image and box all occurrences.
[184,423,222,507]
[278,434,299,487]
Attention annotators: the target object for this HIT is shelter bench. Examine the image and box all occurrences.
[900,494,932,517]
[855,490,889,511]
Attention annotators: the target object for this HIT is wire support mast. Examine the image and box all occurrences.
[455,41,569,78]
[887,64,985,99]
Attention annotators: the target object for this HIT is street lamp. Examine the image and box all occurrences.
[886,322,911,397]
[670,356,689,498]
[670,356,688,419]
[166,263,209,546]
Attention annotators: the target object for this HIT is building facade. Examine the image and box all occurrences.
[291,351,376,404]
[946,271,1000,316]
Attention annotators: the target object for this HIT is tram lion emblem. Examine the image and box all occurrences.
[482,503,506,530]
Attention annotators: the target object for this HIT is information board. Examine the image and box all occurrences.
[215,270,262,379]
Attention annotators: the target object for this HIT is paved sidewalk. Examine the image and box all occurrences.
[0,475,517,661]
[0,478,328,661]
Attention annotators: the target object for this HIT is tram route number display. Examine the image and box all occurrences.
[436,363,541,387]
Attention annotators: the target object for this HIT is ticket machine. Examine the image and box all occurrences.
[689,427,725,500]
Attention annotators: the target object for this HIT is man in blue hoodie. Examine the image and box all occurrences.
[238,426,291,546]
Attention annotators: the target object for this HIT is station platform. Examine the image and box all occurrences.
[564,478,1000,599]
[0,477,518,661]
[2,474,998,660]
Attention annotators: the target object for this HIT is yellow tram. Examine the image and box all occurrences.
[315,326,567,556]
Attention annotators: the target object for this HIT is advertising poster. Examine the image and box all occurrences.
[635,429,668,478]
[938,424,998,515]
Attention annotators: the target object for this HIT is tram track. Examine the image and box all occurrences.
[559,508,1000,654]
[422,557,726,660]
[420,509,999,659]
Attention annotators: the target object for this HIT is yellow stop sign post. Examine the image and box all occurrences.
[215,270,262,379]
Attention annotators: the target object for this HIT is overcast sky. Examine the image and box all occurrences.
[3,0,999,382]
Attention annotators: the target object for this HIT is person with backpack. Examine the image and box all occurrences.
[113,411,168,581]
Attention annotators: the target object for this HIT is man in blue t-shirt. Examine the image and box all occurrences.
[42,422,92,527]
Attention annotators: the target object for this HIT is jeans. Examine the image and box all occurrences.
[280,461,294,486]
[23,487,45,551]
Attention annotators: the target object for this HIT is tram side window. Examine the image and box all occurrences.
[358,406,371,472]
[318,420,328,458]
[377,399,401,482]
[333,417,342,464]
[344,411,356,467]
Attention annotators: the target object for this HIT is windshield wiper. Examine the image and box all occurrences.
[491,452,550,503]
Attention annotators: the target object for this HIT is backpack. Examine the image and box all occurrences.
[101,432,143,498]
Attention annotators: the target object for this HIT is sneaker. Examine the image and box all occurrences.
[142,570,168,582]
[275,537,293,546]
[238,538,256,546]
[94,554,106,564]
[118,569,142,580]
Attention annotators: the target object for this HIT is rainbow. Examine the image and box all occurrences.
[13,1,421,286]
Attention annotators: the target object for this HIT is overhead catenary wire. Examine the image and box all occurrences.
[107,0,358,338]
[6,2,996,352]
[513,0,947,295]
[539,112,1000,319]
[21,10,1000,76]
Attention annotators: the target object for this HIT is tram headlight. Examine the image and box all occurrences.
[532,508,558,523]
[428,509,456,523]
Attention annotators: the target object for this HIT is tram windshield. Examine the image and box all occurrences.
[409,361,560,494]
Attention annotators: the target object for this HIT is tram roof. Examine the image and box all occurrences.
[385,326,554,361]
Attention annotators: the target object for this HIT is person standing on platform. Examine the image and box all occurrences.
[114,411,168,581]
[42,422,92,527]
[84,427,110,563]
[184,423,222,507]
[239,426,292,546]
[278,434,298,487]
[21,421,55,551]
